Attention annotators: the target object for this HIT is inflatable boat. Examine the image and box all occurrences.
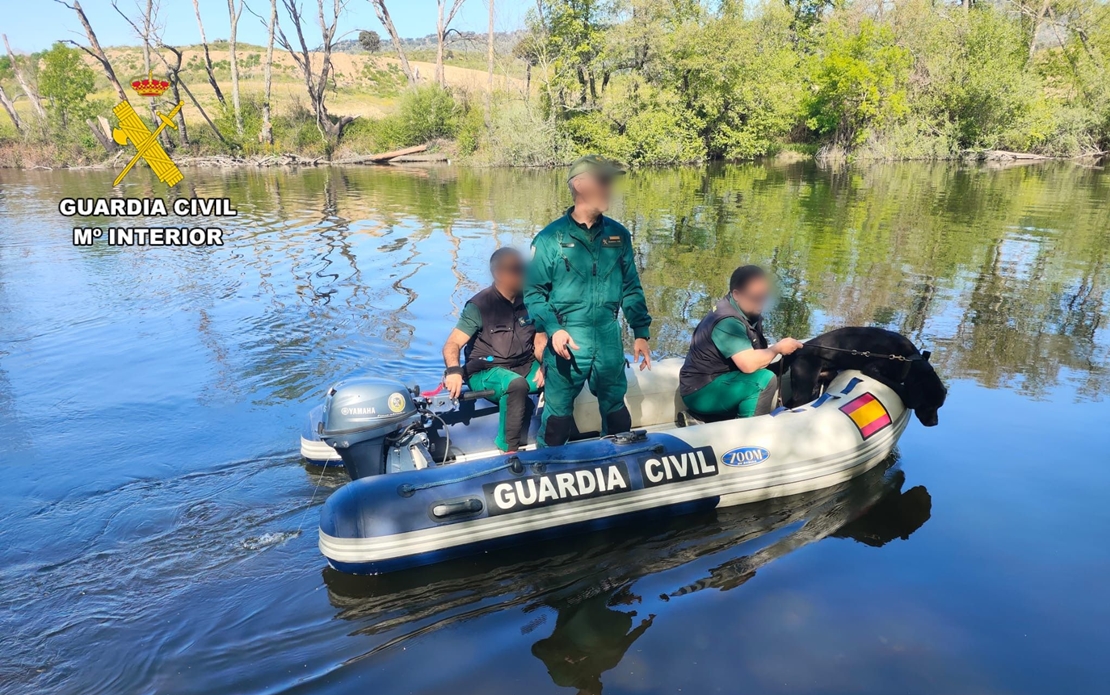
[311,358,910,575]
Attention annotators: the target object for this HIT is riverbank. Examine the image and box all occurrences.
[4,141,1102,174]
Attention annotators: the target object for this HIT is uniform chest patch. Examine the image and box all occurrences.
[601,235,624,247]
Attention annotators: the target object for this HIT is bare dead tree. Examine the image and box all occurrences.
[486,0,494,97]
[0,84,23,134]
[157,43,230,146]
[191,0,226,104]
[111,0,172,147]
[435,0,466,87]
[164,41,189,144]
[227,0,244,135]
[2,35,48,121]
[368,0,416,86]
[53,0,129,103]
[262,0,277,144]
[275,0,355,142]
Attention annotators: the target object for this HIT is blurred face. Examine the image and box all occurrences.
[493,254,526,294]
[572,173,614,212]
[731,275,771,316]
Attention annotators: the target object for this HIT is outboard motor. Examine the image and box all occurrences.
[319,377,433,480]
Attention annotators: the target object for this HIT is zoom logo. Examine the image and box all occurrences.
[721,446,770,467]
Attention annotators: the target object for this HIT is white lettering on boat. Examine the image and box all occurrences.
[483,462,631,516]
[638,447,718,488]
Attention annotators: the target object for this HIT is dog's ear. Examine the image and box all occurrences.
[922,350,932,362]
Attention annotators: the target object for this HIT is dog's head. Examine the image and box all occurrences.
[902,351,947,426]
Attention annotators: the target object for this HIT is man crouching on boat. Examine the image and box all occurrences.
[442,248,547,452]
[679,265,804,419]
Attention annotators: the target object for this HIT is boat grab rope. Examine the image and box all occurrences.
[396,443,664,496]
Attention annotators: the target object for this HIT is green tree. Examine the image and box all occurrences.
[38,42,96,128]
[804,19,911,147]
[358,30,382,53]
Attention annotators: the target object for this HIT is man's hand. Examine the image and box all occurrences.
[533,365,545,389]
[633,338,652,371]
[445,372,464,399]
[773,338,805,356]
[551,329,579,359]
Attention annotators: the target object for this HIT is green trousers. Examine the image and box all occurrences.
[538,322,628,447]
[682,369,773,418]
[467,361,542,452]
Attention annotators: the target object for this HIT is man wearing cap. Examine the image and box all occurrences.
[524,155,653,447]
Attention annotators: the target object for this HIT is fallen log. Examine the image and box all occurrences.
[334,144,429,164]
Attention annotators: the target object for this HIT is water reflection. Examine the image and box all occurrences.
[0,162,1106,695]
[322,461,930,694]
[531,584,654,694]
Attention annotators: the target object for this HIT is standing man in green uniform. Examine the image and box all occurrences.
[525,155,653,447]
[679,265,804,418]
[443,248,547,452]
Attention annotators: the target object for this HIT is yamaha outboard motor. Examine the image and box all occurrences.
[319,377,430,480]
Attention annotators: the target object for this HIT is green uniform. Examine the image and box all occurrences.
[525,208,651,446]
[454,305,542,452]
[682,299,773,418]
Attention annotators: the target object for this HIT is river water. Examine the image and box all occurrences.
[0,162,1107,695]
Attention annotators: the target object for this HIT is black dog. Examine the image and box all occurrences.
[774,327,947,426]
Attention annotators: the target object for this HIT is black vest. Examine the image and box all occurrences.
[679,296,768,396]
[463,285,537,377]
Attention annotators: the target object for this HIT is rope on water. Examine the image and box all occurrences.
[295,464,328,536]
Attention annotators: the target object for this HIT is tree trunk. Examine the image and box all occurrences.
[1028,0,1052,62]
[138,0,171,148]
[371,0,416,86]
[227,0,243,135]
[261,0,276,144]
[166,46,189,145]
[0,84,23,133]
[2,35,48,121]
[436,2,446,87]
[54,1,128,103]
[86,117,118,153]
[486,0,494,97]
[191,0,225,104]
[434,0,466,88]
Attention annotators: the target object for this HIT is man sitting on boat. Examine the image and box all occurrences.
[679,265,804,419]
[442,248,547,452]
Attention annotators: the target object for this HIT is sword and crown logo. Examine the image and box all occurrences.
[111,71,184,188]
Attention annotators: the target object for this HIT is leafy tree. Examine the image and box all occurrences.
[530,0,617,109]
[38,42,96,128]
[358,30,382,53]
[804,20,911,147]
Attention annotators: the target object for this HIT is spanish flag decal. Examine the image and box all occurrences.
[839,393,892,440]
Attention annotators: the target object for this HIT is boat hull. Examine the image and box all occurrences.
[319,370,909,574]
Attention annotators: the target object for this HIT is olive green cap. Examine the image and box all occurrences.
[567,155,626,182]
